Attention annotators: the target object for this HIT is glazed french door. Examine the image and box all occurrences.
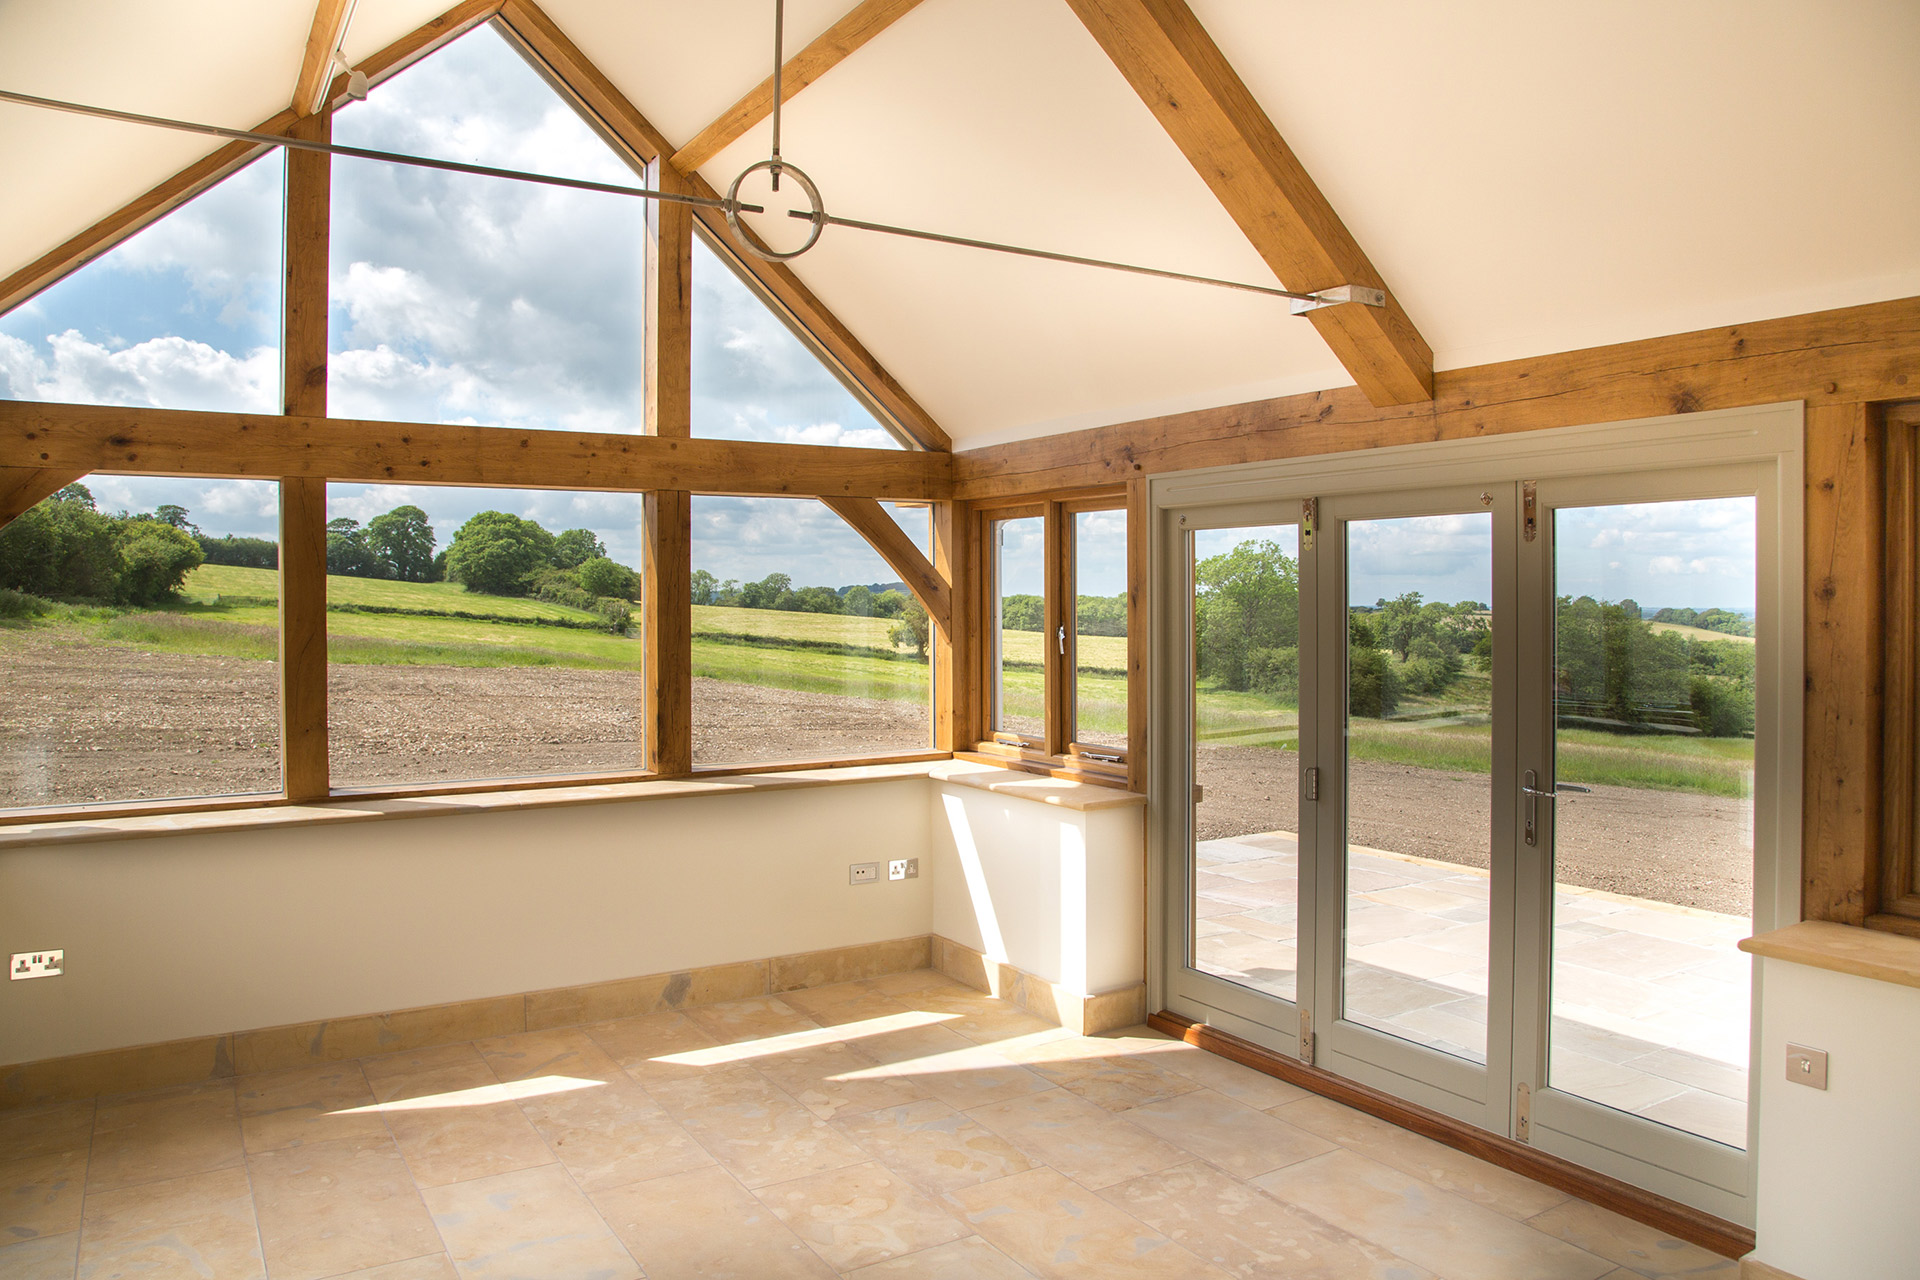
[1158,407,1799,1226]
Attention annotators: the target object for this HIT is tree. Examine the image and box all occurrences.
[151,503,199,534]
[325,517,381,578]
[551,528,606,570]
[872,589,908,618]
[1348,610,1401,717]
[789,585,843,614]
[576,555,637,600]
[366,506,436,582]
[890,600,930,659]
[739,572,791,610]
[116,519,204,604]
[843,584,875,616]
[444,511,554,596]
[690,569,719,606]
[1195,539,1298,691]
[0,484,121,600]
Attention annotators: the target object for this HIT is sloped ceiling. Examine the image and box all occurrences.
[2,0,1917,447]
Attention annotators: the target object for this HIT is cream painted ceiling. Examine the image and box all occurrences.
[1,0,1917,446]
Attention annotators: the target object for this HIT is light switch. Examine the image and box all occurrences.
[1785,1043,1828,1090]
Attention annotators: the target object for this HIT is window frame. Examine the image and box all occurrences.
[1874,402,1920,936]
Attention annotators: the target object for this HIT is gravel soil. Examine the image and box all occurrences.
[1,631,1751,914]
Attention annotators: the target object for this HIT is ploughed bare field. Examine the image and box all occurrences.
[1,632,1750,914]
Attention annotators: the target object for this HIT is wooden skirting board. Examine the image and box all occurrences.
[1147,1010,1756,1261]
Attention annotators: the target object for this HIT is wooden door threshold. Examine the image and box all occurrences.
[1147,1010,1755,1260]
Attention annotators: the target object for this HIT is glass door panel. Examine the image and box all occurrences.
[1192,524,1303,1004]
[1546,497,1757,1149]
[1341,512,1496,1064]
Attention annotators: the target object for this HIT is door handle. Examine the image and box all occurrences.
[1523,772,1590,846]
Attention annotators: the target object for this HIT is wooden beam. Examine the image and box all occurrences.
[294,0,354,116]
[1061,0,1433,406]
[931,500,968,751]
[1804,402,1885,924]
[280,109,333,802]
[670,0,928,173]
[0,467,83,528]
[820,495,952,635]
[332,0,504,108]
[0,400,953,500]
[952,295,1920,501]
[642,153,695,777]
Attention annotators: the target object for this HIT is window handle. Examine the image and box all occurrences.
[1057,624,1067,655]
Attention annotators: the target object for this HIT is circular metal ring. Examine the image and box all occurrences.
[724,159,826,262]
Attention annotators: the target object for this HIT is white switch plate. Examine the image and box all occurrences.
[11,950,63,980]
[850,863,879,885]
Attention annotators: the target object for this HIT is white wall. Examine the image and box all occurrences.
[1751,958,1920,1280]
[1,772,1149,1066]
[929,780,1144,995]
[0,781,933,1064]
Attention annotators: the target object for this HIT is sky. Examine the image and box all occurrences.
[0,23,905,588]
[1191,499,1755,617]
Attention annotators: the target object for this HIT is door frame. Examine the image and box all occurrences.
[1145,402,1804,1224]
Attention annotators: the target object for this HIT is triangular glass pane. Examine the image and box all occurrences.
[328,22,643,431]
[0,151,285,412]
[692,234,903,449]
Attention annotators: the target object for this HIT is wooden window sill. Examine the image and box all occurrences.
[1739,919,1920,990]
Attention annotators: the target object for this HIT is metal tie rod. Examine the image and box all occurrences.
[0,88,762,215]
[787,209,1385,309]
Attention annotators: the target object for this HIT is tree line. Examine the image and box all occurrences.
[999,593,1127,637]
[1190,538,1753,736]
[0,485,206,605]
[690,571,930,657]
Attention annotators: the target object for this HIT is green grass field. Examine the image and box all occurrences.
[1648,620,1756,645]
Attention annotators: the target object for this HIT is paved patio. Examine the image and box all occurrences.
[1195,832,1751,1150]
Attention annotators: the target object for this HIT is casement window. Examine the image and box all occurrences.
[975,494,1132,784]
[1877,402,1920,935]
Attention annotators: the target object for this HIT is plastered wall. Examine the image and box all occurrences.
[1750,958,1920,1280]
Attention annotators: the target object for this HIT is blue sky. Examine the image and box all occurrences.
[0,22,904,588]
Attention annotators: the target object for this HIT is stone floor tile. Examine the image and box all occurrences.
[1633,1089,1748,1149]
[1140,1041,1313,1111]
[844,1235,1037,1279]
[591,1166,836,1279]
[685,997,823,1046]
[1101,1161,1437,1280]
[965,1088,1188,1191]
[247,1133,440,1280]
[514,1074,715,1192]
[0,1230,79,1280]
[236,1062,386,1154]
[752,1040,931,1120]
[1525,1199,1738,1276]
[355,1044,556,1189]
[948,1166,1231,1279]
[756,1160,971,1271]
[1254,1150,1612,1280]
[78,1166,263,1280]
[853,1029,1056,1113]
[357,1045,493,1101]
[1275,1095,1570,1221]
[87,1081,243,1194]
[778,983,919,1028]
[422,1164,637,1280]
[831,1099,1034,1194]
[646,1065,870,1188]
[474,1027,627,1084]
[863,972,969,997]
[999,1035,1203,1112]
[585,1012,724,1083]
[0,1101,94,1161]
[325,1256,460,1279]
[1,1147,88,1243]
[1121,1089,1335,1180]
[903,991,1061,1045]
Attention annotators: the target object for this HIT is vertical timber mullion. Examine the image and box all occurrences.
[280,110,331,801]
[1126,476,1148,793]
[933,500,967,752]
[643,156,694,775]
[1043,499,1070,755]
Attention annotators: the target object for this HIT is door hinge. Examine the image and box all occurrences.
[1304,766,1320,801]
[1522,481,1538,542]
[1298,1009,1315,1065]
[1516,1081,1532,1143]
[1301,497,1316,550]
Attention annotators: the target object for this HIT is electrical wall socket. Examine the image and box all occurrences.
[849,862,880,885]
[888,858,919,881]
[11,950,63,980]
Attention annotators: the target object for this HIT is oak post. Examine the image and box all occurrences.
[279,110,332,801]
[932,501,967,751]
[642,155,694,775]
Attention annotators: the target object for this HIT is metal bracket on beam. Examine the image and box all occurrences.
[1289,284,1388,315]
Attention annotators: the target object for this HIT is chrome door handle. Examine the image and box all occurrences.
[1523,772,1590,845]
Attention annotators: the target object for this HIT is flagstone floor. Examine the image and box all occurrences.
[0,971,1740,1279]
[1196,832,1752,1150]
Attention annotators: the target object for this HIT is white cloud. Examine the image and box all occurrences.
[0,329,277,412]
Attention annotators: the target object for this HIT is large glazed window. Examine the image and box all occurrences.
[1071,506,1128,751]
[989,514,1046,740]
[0,475,282,809]
[325,484,645,788]
[328,23,644,431]
[691,233,903,448]
[691,497,931,765]
[0,153,284,411]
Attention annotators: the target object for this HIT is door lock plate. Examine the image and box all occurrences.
[1516,1081,1532,1142]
